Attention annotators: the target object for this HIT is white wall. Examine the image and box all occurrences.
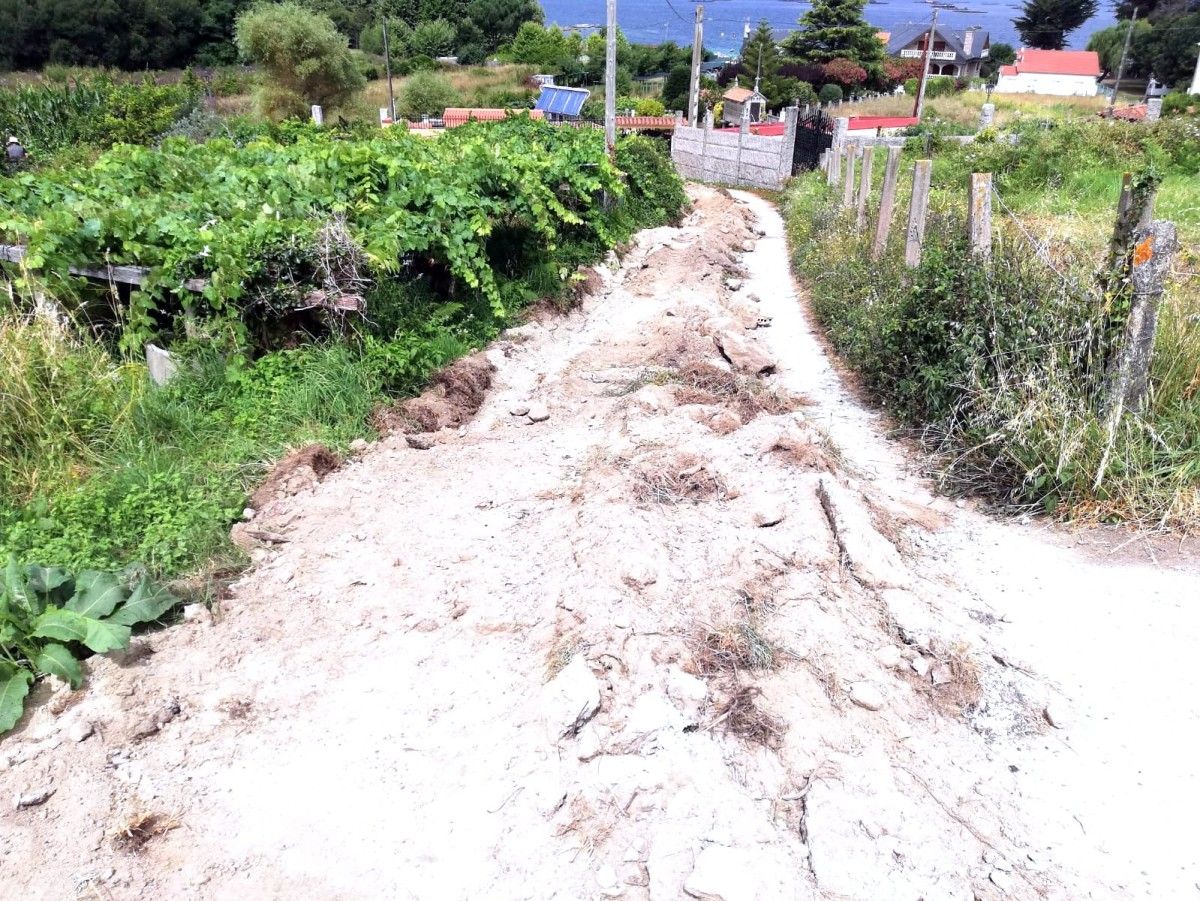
[994,72,1098,96]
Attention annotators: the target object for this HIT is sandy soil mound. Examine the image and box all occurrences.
[3,186,1198,901]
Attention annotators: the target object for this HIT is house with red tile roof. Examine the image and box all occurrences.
[994,49,1102,97]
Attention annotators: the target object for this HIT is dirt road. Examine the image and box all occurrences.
[3,187,1197,900]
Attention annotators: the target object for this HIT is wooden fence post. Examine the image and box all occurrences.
[1094,220,1178,488]
[842,145,858,209]
[968,172,992,258]
[904,159,932,267]
[872,145,902,259]
[855,146,874,231]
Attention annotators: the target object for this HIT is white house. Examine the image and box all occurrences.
[994,49,1102,96]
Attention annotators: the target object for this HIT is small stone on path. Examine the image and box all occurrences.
[509,403,530,417]
[848,681,885,711]
[526,402,550,423]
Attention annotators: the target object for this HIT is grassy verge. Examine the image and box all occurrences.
[784,129,1200,527]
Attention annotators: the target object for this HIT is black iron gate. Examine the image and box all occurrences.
[792,108,833,174]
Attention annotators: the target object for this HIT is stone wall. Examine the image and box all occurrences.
[671,108,798,191]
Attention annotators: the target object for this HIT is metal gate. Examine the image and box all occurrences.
[792,108,833,174]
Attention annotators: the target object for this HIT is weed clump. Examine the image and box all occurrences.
[630,452,731,505]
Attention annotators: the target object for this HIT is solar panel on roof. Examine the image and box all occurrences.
[535,86,590,117]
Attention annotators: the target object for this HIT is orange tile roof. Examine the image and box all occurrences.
[723,87,755,103]
[615,115,677,129]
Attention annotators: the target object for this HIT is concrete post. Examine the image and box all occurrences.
[832,116,849,151]
[779,106,799,183]
[311,105,324,125]
[1146,98,1162,122]
[968,173,992,259]
[146,344,178,386]
[855,146,874,231]
[905,159,932,267]
[979,103,995,130]
[828,142,841,186]
[872,145,902,259]
[842,145,858,209]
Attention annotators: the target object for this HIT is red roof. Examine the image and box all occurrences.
[1008,49,1101,77]
[848,115,919,130]
[1105,104,1148,121]
[443,108,545,127]
[999,65,1017,76]
[723,87,756,103]
[615,115,677,130]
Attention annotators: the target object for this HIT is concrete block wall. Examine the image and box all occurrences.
[671,108,798,191]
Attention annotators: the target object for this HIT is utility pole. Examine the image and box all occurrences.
[912,7,938,120]
[688,4,704,127]
[1108,6,1138,114]
[381,14,396,122]
[605,0,617,160]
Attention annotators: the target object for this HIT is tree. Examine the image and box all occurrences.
[663,63,692,113]
[822,57,868,89]
[979,42,1016,79]
[1145,11,1200,88]
[236,2,365,118]
[408,18,456,57]
[1087,21,1153,77]
[396,69,461,118]
[1014,0,1099,50]
[818,83,843,102]
[781,0,885,70]
[464,0,541,55]
[741,20,780,77]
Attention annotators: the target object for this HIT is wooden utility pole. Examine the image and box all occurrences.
[1108,7,1138,114]
[912,8,939,120]
[382,14,396,122]
[688,4,704,128]
[605,0,617,159]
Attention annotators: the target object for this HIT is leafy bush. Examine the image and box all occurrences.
[818,83,843,103]
[235,2,366,119]
[635,98,666,116]
[0,76,202,158]
[616,136,687,227]
[397,70,462,119]
[0,558,180,732]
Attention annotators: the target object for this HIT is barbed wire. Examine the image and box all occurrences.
[989,182,1106,307]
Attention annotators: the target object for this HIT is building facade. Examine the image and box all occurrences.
[884,25,991,79]
[994,49,1102,96]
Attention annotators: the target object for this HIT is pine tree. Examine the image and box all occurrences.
[780,0,885,69]
[740,20,779,77]
[1013,0,1099,50]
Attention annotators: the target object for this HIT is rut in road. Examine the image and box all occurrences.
[3,185,1197,901]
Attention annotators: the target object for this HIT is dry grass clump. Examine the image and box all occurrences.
[708,685,785,749]
[696,621,778,674]
[674,360,807,422]
[111,811,180,852]
[767,432,839,473]
[630,451,731,505]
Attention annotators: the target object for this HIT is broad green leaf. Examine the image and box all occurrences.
[107,578,179,627]
[4,556,32,614]
[67,571,127,619]
[0,664,33,733]
[34,643,83,690]
[31,608,131,654]
[25,564,70,596]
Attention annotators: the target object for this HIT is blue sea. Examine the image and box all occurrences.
[538,0,1116,54]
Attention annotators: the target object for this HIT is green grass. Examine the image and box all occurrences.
[785,153,1200,528]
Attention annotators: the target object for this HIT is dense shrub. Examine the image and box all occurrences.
[235,2,366,119]
[616,136,687,227]
[635,98,666,116]
[0,76,202,157]
[397,70,462,119]
[818,83,843,103]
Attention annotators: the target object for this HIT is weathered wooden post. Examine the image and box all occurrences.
[842,145,858,209]
[905,160,932,267]
[1095,220,1178,488]
[1116,172,1133,220]
[855,146,874,231]
[968,173,992,258]
[872,145,902,259]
